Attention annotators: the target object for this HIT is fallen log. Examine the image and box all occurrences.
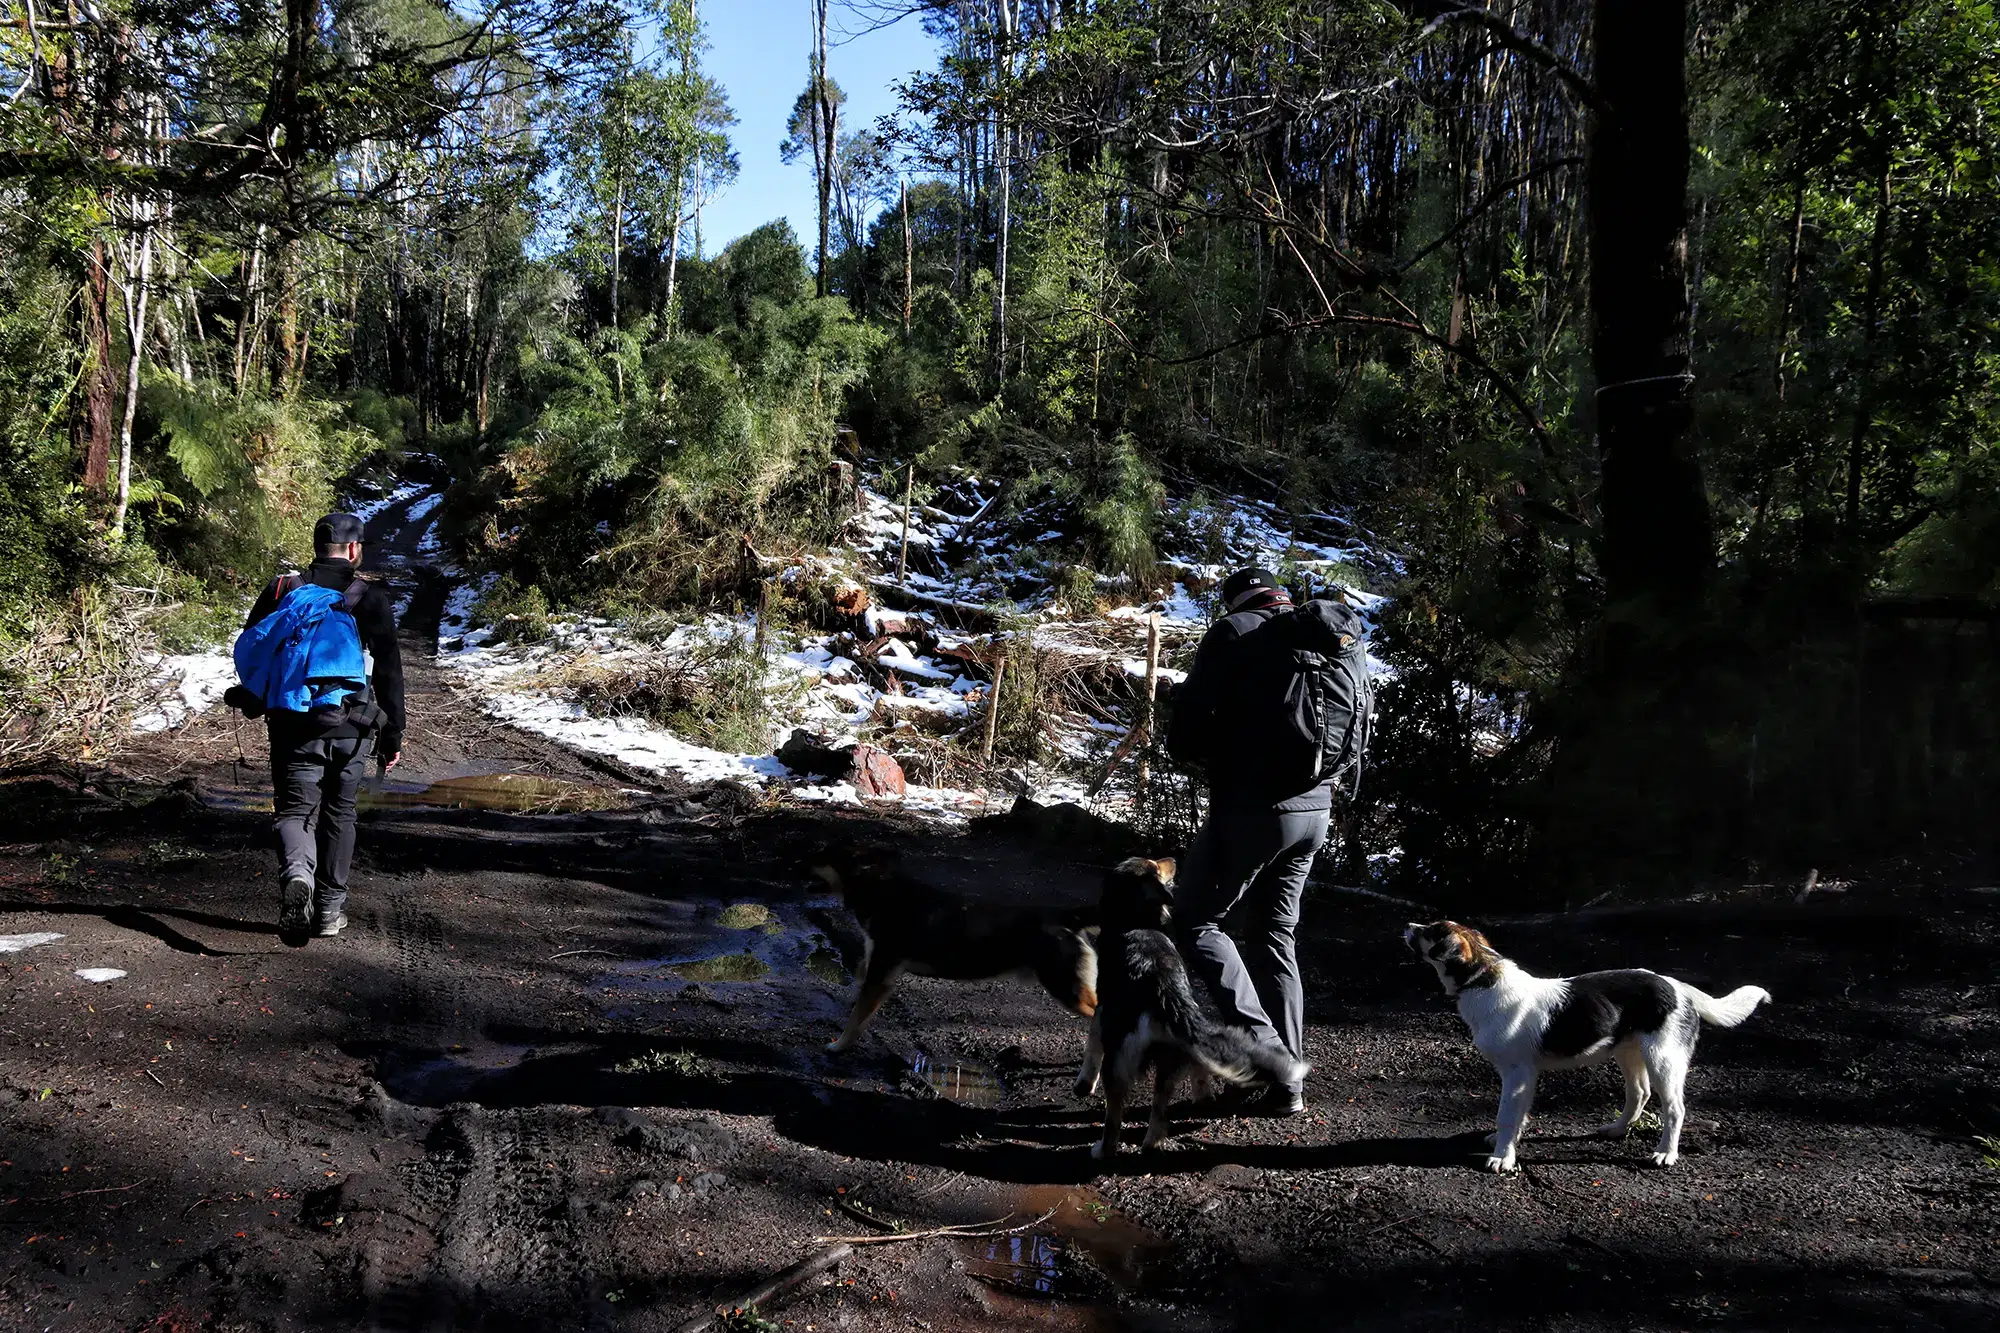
[867,579,1002,631]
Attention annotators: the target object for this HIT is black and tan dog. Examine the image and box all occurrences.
[1075,858,1308,1157]
[809,842,1098,1053]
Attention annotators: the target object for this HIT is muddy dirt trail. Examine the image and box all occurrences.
[3,490,1998,1331]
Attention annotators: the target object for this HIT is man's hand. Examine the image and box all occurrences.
[381,751,401,773]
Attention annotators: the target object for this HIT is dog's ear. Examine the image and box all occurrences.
[1152,857,1176,885]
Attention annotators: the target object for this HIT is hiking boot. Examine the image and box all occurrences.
[280,875,315,934]
[1252,1083,1309,1118]
[1182,1084,1262,1119]
[314,912,348,938]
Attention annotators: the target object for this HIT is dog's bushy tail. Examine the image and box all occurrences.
[1684,983,1771,1028]
[1180,1023,1310,1089]
[1035,927,1099,1018]
[1151,975,1307,1087]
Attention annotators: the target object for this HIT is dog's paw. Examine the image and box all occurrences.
[1483,1153,1518,1174]
[1590,1121,1630,1140]
[1649,1149,1679,1168]
[1072,1080,1099,1099]
[1089,1141,1115,1161]
[824,1038,853,1054]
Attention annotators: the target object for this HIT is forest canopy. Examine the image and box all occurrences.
[3,0,1997,892]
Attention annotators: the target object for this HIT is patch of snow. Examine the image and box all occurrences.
[350,480,428,527]
[132,649,239,734]
[0,932,64,953]
[405,492,443,524]
[75,968,126,983]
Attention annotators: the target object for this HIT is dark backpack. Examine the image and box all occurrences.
[1212,599,1374,797]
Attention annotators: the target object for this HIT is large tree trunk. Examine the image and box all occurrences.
[1545,0,1719,884]
[813,0,834,298]
[991,0,1015,384]
[1588,0,1711,630]
[77,239,117,497]
[110,221,155,538]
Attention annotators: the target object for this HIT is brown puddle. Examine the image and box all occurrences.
[1011,1185,1173,1291]
[958,1185,1170,1328]
[360,773,628,814]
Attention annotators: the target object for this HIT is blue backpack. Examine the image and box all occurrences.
[233,575,371,717]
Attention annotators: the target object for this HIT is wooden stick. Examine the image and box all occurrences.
[896,463,914,583]
[1794,868,1821,906]
[812,1205,1059,1247]
[1086,720,1146,799]
[981,657,1007,763]
[671,1243,852,1333]
[1137,611,1160,799]
[754,578,772,658]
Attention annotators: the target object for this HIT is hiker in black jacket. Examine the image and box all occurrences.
[241,513,405,938]
[1166,567,1370,1116]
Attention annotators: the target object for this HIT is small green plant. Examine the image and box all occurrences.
[42,848,85,886]
[143,840,208,870]
[715,902,772,930]
[1050,563,1100,617]
[471,575,553,644]
[716,1308,783,1332]
[978,623,1049,764]
[615,1048,713,1078]
[1975,1135,2000,1169]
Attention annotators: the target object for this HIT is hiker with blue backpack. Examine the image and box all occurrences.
[1165,566,1373,1117]
[228,513,405,940]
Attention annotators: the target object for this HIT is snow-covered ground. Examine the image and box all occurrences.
[134,464,1401,827]
[131,652,239,734]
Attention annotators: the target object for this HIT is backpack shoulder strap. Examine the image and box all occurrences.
[271,571,303,601]
[341,578,369,612]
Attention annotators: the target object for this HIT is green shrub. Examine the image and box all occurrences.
[471,575,554,644]
[557,624,807,754]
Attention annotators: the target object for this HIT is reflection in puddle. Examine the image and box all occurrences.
[909,1051,1004,1108]
[959,1190,1160,1330]
[1009,1185,1173,1291]
[360,773,627,813]
[974,1231,1063,1294]
[376,1041,535,1104]
[673,951,771,982]
[805,946,848,985]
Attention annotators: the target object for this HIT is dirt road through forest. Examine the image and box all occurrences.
[3,487,1996,1330]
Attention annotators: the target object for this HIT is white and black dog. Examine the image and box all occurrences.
[1403,920,1771,1172]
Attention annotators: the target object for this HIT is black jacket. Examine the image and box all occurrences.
[1169,604,1334,813]
[244,558,406,756]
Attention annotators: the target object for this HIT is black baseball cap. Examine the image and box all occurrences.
[313,512,368,547]
[1220,567,1285,611]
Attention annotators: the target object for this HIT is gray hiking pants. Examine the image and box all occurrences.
[1174,805,1330,1066]
[270,734,371,921]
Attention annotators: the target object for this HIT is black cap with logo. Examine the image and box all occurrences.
[313,512,368,548]
[1220,567,1287,612]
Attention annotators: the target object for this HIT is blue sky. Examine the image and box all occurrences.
[691,1,941,255]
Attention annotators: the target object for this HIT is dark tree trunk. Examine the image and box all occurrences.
[76,241,117,497]
[1544,0,1720,884]
[1588,0,1711,633]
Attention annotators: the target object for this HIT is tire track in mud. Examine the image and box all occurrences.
[359,480,609,1327]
